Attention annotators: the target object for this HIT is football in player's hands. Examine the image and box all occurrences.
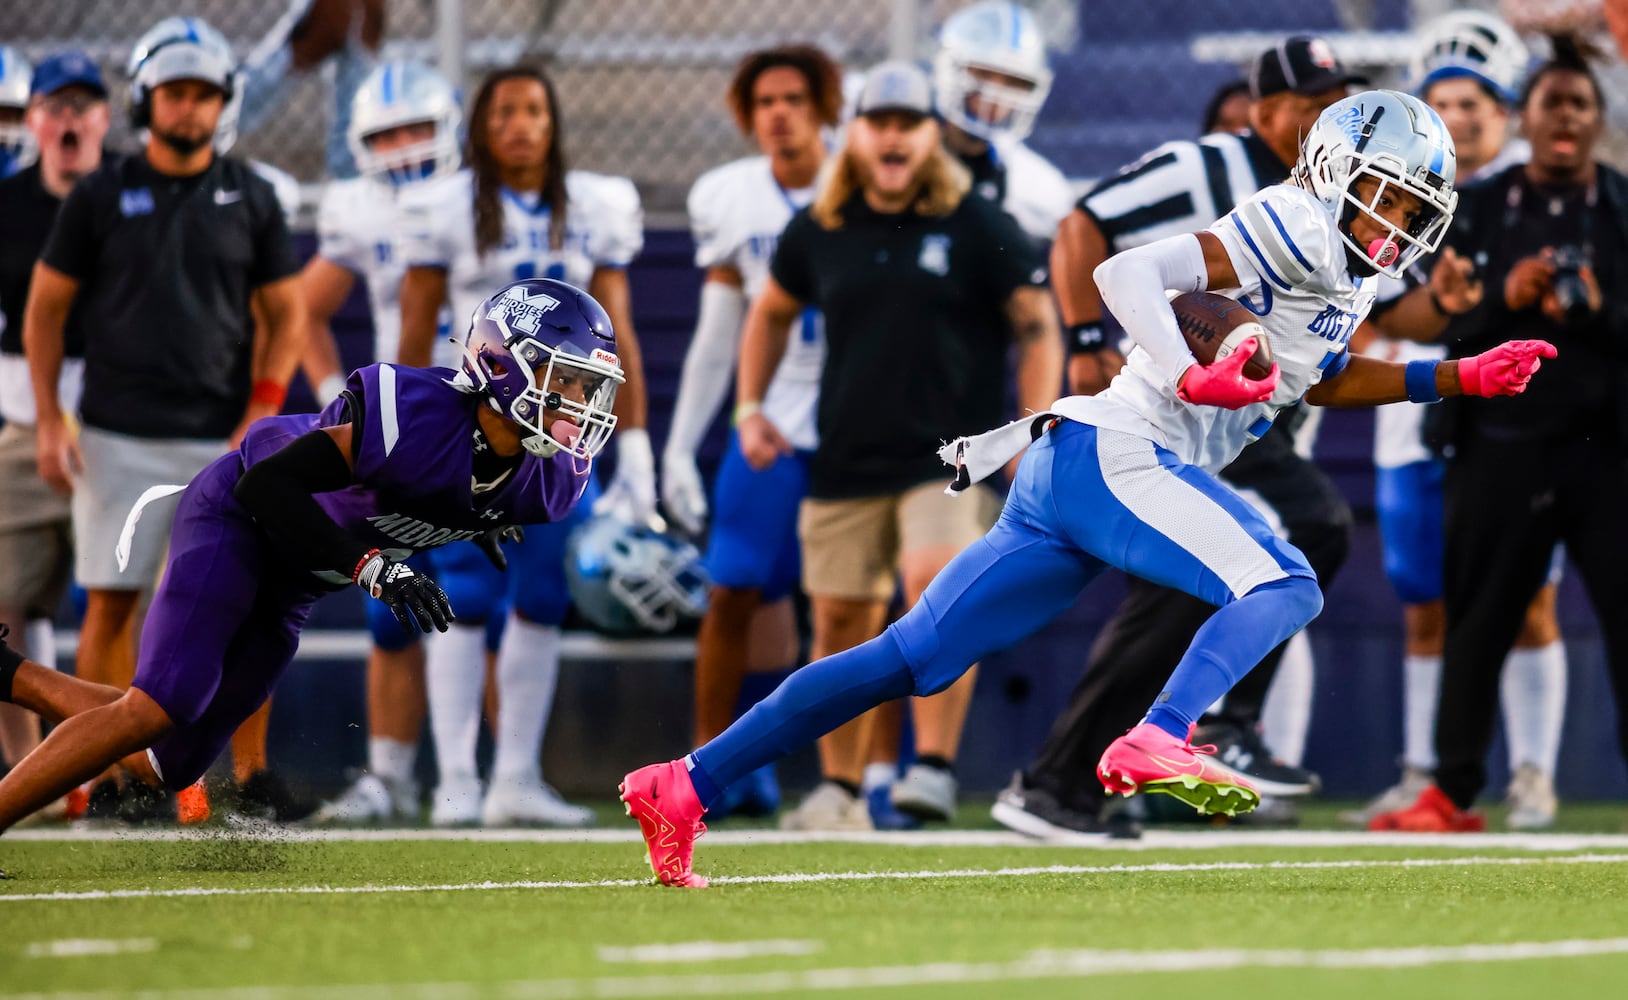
[1170,291,1275,381]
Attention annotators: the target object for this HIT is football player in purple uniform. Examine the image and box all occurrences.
[0,278,620,841]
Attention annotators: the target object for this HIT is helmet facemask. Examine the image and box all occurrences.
[937,57,1051,141]
[355,120,460,186]
[476,338,622,461]
[1329,153,1456,277]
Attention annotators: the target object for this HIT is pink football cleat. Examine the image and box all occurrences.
[1098,722,1261,817]
[620,760,709,888]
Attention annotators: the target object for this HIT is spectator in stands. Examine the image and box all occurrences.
[737,62,1060,830]
[662,46,843,822]
[1344,10,1569,832]
[1373,36,1628,832]
[22,20,304,822]
[1202,80,1252,135]
[997,37,1362,839]
[0,49,108,792]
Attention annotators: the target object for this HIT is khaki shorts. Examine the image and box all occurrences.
[0,422,74,613]
[798,481,1001,602]
[73,426,226,590]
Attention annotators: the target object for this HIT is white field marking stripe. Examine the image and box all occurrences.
[5,853,1628,904]
[16,826,1628,853]
[22,938,158,958]
[7,938,1628,1000]
[596,940,822,964]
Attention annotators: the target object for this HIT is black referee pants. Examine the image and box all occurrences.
[1435,434,1628,809]
[1023,426,1351,814]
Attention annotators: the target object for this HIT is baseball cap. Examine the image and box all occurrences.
[1249,36,1366,100]
[30,49,107,99]
[854,60,933,118]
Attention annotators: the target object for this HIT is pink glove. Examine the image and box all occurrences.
[1177,338,1281,409]
[1457,339,1558,397]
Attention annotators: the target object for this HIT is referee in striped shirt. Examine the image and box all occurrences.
[992,38,1362,839]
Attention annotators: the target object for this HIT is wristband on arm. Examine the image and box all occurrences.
[1068,321,1108,354]
[251,379,288,409]
[1405,360,1442,403]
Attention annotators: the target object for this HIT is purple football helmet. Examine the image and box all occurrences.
[459,278,623,459]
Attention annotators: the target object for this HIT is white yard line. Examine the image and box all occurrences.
[9,937,1628,999]
[4,852,1628,903]
[596,940,822,964]
[12,825,1628,852]
[22,938,158,958]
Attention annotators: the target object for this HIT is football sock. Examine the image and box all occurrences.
[1145,576,1321,741]
[425,623,486,781]
[1402,653,1441,771]
[862,762,899,793]
[1501,641,1567,774]
[688,634,915,810]
[492,615,562,781]
[1260,630,1315,767]
[368,737,416,787]
[27,620,56,671]
[831,778,862,798]
[916,754,954,774]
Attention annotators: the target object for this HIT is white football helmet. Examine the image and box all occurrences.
[1409,10,1529,106]
[127,16,243,153]
[564,516,709,635]
[1295,90,1458,278]
[0,47,35,177]
[933,1,1054,142]
[348,61,462,185]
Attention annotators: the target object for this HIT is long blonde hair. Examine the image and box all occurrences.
[810,129,972,230]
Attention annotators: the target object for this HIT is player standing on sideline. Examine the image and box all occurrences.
[994,38,1362,840]
[399,66,654,827]
[661,46,843,820]
[1343,11,1568,831]
[0,278,622,843]
[0,48,35,179]
[299,61,464,826]
[620,90,1556,888]
[23,17,305,824]
[0,50,109,797]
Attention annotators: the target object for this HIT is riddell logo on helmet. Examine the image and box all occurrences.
[592,348,619,367]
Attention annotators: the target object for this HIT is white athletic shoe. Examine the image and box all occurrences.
[480,774,595,828]
[778,781,873,831]
[1505,764,1558,830]
[890,764,958,822]
[1339,766,1433,827]
[430,773,485,827]
[310,774,395,826]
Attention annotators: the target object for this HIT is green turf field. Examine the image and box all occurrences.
[6,804,1628,999]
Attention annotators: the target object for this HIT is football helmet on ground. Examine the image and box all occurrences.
[565,515,709,635]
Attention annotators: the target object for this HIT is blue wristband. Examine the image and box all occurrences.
[1405,360,1442,404]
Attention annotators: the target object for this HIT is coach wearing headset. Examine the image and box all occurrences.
[23,21,304,719]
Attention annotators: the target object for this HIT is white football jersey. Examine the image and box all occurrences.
[316,177,418,365]
[986,134,1075,242]
[1366,141,1529,469]
[250,159,302,225]
[1055,184,1372,472]
[689,155,822,449]
[398,167,643,366]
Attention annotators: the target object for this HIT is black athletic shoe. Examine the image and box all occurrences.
[82,778,125,820]
[990,772,1142,840]
[235,770,310,823]
[1192,720,1320,798]
[116,782,175,825]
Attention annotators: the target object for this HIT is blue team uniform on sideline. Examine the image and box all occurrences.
[704,431,810,601]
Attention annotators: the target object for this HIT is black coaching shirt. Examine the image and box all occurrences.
[771,192,1044,499]
[40,154,299,439]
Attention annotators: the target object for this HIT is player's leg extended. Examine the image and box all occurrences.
[1080,428,1321,816]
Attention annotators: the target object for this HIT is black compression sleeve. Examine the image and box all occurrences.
[233,429,376,582]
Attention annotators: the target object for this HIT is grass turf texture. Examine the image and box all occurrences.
[5,809,1628,998]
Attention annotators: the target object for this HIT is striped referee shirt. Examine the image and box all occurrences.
[1079,130,1291,253]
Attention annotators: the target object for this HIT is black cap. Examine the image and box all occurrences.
[1249,36,1367,100]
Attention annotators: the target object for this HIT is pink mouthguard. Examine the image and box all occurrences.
[1368,238,1400,267]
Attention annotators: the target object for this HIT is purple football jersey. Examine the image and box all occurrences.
[241,364,590,585]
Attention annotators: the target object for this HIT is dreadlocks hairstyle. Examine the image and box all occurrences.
[727,44,844,134]
[469,65,569,258]
[1520,33,1608,111]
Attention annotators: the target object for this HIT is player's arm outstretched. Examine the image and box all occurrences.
[233,423,454,634]
[1305,339,1554,407]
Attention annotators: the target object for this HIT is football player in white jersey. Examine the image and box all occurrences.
[299,61,462,826]
[618,91,1555,887]
[932,0,1074,241]
[0,48,35,179]
[397,65,653,827]
[1347,11,1568,830]
[661,46,843,820]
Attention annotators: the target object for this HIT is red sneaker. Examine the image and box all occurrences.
[1368,784,1486,832]
[176,781,211,826]
[620,761,708,888]
[1098,722,1261,817]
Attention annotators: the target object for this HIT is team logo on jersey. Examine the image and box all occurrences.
[918,234,952,276]
[488,284,561,335]
[120,188,155,217]
[366,512,484,549]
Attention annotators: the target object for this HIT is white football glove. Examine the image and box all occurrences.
[660,449,708,535]
[595,427,660,527]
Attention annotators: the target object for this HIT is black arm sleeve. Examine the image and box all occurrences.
[233,429,375,582]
